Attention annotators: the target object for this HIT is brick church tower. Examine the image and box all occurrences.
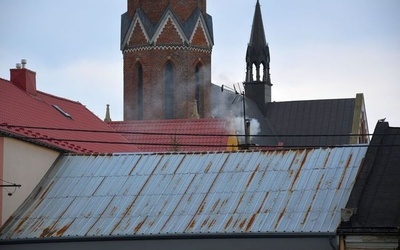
[121,0,214,120]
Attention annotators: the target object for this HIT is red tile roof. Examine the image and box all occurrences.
[108,119,237,152]
[0,77,138,153]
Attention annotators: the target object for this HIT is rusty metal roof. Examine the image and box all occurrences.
[0,147,367,240]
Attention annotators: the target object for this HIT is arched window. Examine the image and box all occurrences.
[137,64,143,120]
[195,64,202,115]
[165,61,174,119]
[260,63,265,82]
[252,63,258,82]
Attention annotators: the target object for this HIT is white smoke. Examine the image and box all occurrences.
[233,117,261,143]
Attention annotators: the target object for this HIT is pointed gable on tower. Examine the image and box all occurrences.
[190,19,210,48]
[154,13,186,45]
[128,19,149,46]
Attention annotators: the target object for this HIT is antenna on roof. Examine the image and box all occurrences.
[16,63,22,69]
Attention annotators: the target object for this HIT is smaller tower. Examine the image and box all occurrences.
[244,0,272,115]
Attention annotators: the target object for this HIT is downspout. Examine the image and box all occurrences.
[245,119,251,147]
[339,235,345,250]
[397,227,400,250]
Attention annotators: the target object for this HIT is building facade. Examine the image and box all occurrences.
[121,0,214,120]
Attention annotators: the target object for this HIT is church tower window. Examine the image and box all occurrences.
[260,63,265,81]
[165,61,174,119]
[195,64,202,115]
[137,63,143,120]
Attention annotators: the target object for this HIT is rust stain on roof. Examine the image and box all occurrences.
[211,199,220,213]
[246,165,259,188]
[338,153,353,189]
[289,151,308,191]
[56,221,73,237]
[188,219,196,230]
[246,214,257,232]
[205,162,212,173]
[134,217,148,234]
[274,207,286,229]
[258,192,270,213]
[13,217,29,234]
[239,218,248,231]
[39,181,54,200]
[224,216,233,230]
[40,227,57,238]
[302,205,312,225]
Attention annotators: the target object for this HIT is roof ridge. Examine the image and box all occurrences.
[108,118,229,124]
[36,90,82,105]
[269,98,356,104]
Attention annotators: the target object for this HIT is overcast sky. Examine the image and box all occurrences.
[1,0,399,131]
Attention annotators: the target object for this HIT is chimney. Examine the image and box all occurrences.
[10,59,37,96]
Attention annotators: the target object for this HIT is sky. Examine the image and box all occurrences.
[0,0,399,132]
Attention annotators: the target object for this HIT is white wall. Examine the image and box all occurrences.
[1,137,59,224]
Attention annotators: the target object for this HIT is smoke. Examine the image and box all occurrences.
[233,116,261,141]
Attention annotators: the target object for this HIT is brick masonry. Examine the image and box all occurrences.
[123,0,212,120]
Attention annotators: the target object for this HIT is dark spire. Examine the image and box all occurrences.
[244,0,272,114]
[249,0,267,54]
[246,0,270,68]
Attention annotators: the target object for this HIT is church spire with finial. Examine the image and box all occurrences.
[104,104,112,122]
[244,0,272,115]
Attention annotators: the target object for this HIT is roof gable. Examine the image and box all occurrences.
[0,78,138,153]
[0,147,367,239]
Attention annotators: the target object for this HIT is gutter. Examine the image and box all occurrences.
[337,227,399,236]
[0,232,337,245]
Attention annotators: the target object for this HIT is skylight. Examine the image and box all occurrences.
[52,105,72,119]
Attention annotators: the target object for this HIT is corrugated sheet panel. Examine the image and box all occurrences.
[0,147,367,239]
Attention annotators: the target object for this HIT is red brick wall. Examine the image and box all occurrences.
[123,0,212,121]
[123,49,211,120]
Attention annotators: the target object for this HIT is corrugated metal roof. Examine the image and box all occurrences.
[0,147,367,240]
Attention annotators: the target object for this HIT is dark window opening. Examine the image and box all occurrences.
[165,61,174,119]
[195,64,201,115]
[137,64,143,120]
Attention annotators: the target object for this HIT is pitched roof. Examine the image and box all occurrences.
[342,122,400,230]
[0,147,367,240]
[108,119,237,152]
[265,99,357,147]
[0,76,138,153]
